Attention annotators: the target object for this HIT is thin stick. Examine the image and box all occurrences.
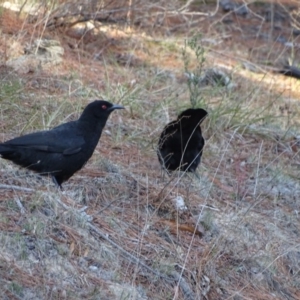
[0,184,34,192]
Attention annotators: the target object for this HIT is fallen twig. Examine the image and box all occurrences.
[0,184,34,192]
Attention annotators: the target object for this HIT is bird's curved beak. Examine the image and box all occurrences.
[109,104,125,111]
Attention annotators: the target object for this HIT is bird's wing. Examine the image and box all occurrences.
[3,125,85,156]
[159,121,180,147]
[160,121,178,138]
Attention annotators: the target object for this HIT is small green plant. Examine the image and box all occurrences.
[9,282,23,297]
[0,80,23,100]
[182,35,206,108]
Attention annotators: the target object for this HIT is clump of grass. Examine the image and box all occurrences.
[0,80,23,100]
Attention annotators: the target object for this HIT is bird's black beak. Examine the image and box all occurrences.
[109,104,125,111]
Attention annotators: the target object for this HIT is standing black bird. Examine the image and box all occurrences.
[0,100,124,188]
[157,108,208,173]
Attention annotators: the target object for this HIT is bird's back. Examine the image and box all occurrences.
[158,108,207,172]
[0,120,99,185]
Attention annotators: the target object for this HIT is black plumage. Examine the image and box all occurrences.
[0,100,124,188]
[157,108,208,173]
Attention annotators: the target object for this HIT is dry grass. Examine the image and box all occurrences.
[0,1,300,299]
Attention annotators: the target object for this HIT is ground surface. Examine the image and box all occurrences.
[0,1,300,299]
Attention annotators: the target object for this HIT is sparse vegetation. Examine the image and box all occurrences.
[0,0,300,299]
[182,35,206,108]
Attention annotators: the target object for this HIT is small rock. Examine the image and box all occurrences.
[186,68,237,90]
[172,196,187,211]
[293,29,300,36]
[7,38,64,74]
[220,0,249,16]
[109,283,148,300]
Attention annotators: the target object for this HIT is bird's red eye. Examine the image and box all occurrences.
[102,105,107,110]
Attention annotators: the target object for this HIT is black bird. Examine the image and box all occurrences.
[157,108,208,173]
[0,100,124,188]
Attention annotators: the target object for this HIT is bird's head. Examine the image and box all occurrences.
[178,108,208,126]
[80,100,124,121]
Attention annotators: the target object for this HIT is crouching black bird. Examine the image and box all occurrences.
[0,100,124,188]
[157,108,208,173]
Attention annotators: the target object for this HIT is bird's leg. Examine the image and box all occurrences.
[160,167,166,181]
[193,171,201,180]
[52,176,63,190]
[178,172,192,208]
[161,166,172,181]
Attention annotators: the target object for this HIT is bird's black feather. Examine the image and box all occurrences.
[0,100,124,188]
[157,108,208,173]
